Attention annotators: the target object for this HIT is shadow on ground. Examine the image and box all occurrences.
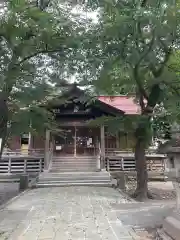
[111,201,175,229]
[0,209,29,239]
[0,183,19,206]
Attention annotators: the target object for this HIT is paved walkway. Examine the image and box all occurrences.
[113,200,175,229]
[0,187,138,240]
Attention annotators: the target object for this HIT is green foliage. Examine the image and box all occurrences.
[77,0,180,144]
[89,115,135,133]
[0,0,87,142]
[152,108,171,140]
[72,0,180,197]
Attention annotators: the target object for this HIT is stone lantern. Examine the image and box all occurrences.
[162,158,180,240]
[160,123,180,240]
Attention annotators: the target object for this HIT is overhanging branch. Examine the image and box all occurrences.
[136,32,155,68]
[16,48,65,66]
[38,0,51,11]
[133,32,155,101]
[151,38,173,78]
[141,0,148,7]
[162,81,180,97]
[171,87,180,97]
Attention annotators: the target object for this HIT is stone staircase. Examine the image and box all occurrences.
[36,156,112,187]
[36,171,112,187]
[49,156,98,172]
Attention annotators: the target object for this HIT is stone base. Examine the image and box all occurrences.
[19,175,29,192]
[163,212,180,240]
[110,172,127,190]
[111,178,117,188]
[101,168,107,172]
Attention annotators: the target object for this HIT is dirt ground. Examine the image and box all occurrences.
[125,180,176,201]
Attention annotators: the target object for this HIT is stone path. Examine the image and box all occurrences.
[0,187,139,240]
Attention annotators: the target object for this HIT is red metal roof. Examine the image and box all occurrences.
[98,96,140,115]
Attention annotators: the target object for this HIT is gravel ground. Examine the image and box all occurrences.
[134,228,158,239]
[0,183,19,206]
[135,228,168,239]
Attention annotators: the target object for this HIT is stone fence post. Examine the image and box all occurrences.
[163,168,180,240]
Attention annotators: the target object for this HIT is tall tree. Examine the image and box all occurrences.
[78,0,180,200]
[0,0,85,156]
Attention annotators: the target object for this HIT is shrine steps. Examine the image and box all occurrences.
[49,156,98,172]
[36,171,112,187]
[49,168,98,172]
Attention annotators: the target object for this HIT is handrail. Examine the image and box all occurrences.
[54,146,98,156]
[47,147,53,170]
[105,148,163,155]
[0,157,44,174]
[2,148,45,156]
[106,155,167,172]
[105,148,166,158]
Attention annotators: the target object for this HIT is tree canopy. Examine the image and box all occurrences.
[0,0,87,153]
[1,0,180,199]
[74,0,180,200]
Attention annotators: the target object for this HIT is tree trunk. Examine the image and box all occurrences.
[0,125,7,158]
[0,94,8,159]
[134,136,148,200]
[133,116,154,201]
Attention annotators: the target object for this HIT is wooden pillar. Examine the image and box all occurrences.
[126,132,128,149]
[28,132,31,151]
[100,125,105,170]
[0,138,2,154]
[44,129,50,170]
[95,136,100,170]
[116,132,120,149]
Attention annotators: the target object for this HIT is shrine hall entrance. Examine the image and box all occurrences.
[53,126,100,156]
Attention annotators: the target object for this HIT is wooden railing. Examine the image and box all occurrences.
[3,148,45,156]
[105,151,167,172]
[105,148,159,156]
[54,146,98,156]
[0,157,44,174]
[105,148,133,155]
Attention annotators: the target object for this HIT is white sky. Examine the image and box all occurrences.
[71,6,99,23]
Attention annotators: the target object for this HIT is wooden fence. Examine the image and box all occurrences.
[105,151,167,173]
[2,148,44,157]
[0,157,44,174]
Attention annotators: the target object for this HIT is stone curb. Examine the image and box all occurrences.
[28,176,39,188]
[116,188,137,203]
[128,229,142,240]
[0,176,38,211]
[114,187,140,239]
[157,228,173,240]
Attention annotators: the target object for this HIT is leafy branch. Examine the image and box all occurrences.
[132,32,155,105]
[16,48,66,66]
[141,0,148,7]
[151,39,172,78]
